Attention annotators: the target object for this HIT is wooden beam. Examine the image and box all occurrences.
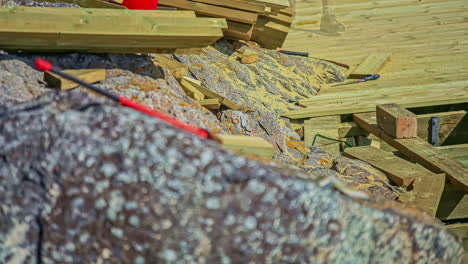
[180,78,205,100]
[152,55,189,81]
[338,110,467,144]
[44,69,106,90]
[304,116,341,156]
[337,122,368,138]
[218,134,274,158]
[159,0,258,24]
[398,173,445,217]
[343,146,428,188]
[0,6,226,53]
[348,52,392,79]
[437,183,468,220]
[182,77,240,110]
[376,104,417,139]
[417,111,466,144]
[198,98,221,110]
[353,112,468,194]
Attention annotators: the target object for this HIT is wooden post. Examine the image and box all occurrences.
[376,104,417,139]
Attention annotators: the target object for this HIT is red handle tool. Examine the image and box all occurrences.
[35,59,211,139]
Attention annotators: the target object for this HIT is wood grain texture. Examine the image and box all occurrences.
[353,112,468,194]
[44,69,106,90]
[344,146,427,187]
[304,116,341,156]
[376,104,417,139]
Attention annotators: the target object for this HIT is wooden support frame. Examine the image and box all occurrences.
[353,112,468,194]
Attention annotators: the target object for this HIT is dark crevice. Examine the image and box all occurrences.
[35,216,44,264]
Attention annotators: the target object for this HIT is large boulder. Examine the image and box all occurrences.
[0,91,463,263]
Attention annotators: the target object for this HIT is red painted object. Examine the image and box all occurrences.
[119,96,210,139]
[122,0,158,10]
[35,58,52,72]
[34,58,211,140]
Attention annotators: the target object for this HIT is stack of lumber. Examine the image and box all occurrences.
[341,104,468,249]
[158,0,293,49]
[0,6,227,53]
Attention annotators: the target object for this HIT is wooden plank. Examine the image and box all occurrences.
[343,146,429,187]
[437,183,468,220]
[198,98,221,110]
[223,21,254,41]
[159,0,258,24]
[417,111,466,144]
[337,122,368,138]
[0,7,226,53]
[348,52,392,79]
[353,112,468,194]
[44,69,106,90]
[182,77,240,110]
[251,15,290,49]
[398,173,445,217]
[438,144,468,160]
[152,55,189,81]
[304,116,341,156]
[376,104,417,139]
[286,85,468,119]
[338,111,467,143]
[180,78,205,100]
[191,0,269,14]
[218,134,274,158]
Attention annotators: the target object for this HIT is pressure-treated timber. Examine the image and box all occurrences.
[191,0,269,14]
[376,104,417,139]
[44,69,106,90]
[437,183,468,220]
[218,134,274,158]
[398,173,445,217]
[344,146,427,188]
[304,116,341,156]
[338,110,467,144]
[348,52,392,79]
[353,112,468,194]
[417,111,466,145]
[0,6,227,53]
[182,77,240,110]
[198,98,221,110]
[159,0,258,24]
[286,85,468,119]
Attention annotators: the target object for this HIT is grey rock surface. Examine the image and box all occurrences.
[0,91,463,263]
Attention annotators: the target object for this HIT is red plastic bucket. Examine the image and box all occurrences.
[122,0,158,10]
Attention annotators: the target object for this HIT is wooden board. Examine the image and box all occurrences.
[0,6,226,53]
[218,134,274,158]
[343,146,429,187]
[417,111,466,145]
[198,98,221,110]
[337,122,368,138]
[338,110,467,144]
[224,21,254,41]
[376,104,417,139]
[437,183,468,220]
[152,55,189,81]
[287,84,468,119]
[398,173,445,217]
[180,78,205,100]
[304,116,341,156]
[159,0,258,24]
[182,77,240,110]
[44,69,106,90]
[353,112,468,194]
[349,52,392,79]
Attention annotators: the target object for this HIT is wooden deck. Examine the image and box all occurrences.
[282,0,468,112]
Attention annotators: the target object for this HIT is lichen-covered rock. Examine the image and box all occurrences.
[0,91,463,263]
